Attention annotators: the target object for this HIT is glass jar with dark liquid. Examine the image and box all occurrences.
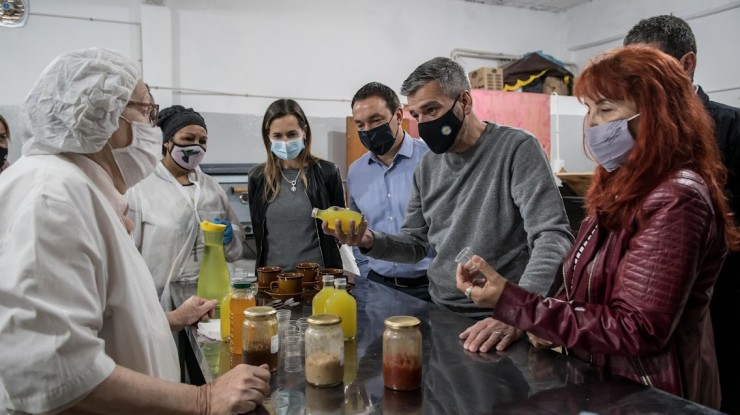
[242,306,279,372]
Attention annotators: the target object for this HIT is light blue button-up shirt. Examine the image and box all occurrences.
[347,133,434,278]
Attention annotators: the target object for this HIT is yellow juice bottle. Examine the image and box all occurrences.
[219,290,231,341]
[312,275,336,315]
[197,221,230,302]
[324,278,357,340]
[311,206,364,233]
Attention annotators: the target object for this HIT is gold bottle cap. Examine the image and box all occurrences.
[243,306,277,319]
[384,316,421,329]
[307,314,342,326]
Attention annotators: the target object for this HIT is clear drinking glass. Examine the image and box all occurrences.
[283,335,304,373]
[455,247,477,271]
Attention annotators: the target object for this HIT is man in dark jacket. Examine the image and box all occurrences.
[625,15,740,414]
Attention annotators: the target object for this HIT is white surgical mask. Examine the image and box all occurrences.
[111,121,162,188]
[270,137,305,160]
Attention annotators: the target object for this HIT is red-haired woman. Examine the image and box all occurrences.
[455,45,739,409]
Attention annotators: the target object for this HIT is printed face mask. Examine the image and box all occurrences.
[585,114,640,172]
[169,142,206,171]
[358,119,398,156]
[417,95,464,154]
[270,137,305,160]
[111,121,162,188]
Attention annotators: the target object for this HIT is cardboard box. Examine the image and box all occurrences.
[468,67,504,90]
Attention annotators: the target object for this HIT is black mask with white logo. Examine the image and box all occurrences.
[417,94,464,154]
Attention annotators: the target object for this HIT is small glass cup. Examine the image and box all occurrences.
[455,247,477,271]
[296,317,310,334]
[283,335,304,373]
[276,309,291,324]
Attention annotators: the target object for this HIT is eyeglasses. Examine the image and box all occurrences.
[127,101,160,126]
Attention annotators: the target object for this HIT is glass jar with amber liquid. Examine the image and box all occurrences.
[242,306,279,372]
[383,316,422,391]
[230,279,256,355]
[305,314,344,387]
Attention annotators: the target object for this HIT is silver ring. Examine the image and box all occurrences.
[493,330,502,337]
[464,286,474,299]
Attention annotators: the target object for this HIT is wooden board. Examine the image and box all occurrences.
[556,172,594,196]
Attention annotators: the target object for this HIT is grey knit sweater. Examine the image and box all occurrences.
[368,122,574,318]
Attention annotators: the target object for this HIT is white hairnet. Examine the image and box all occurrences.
[21,48,141,155]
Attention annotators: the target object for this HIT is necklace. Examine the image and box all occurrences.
[280,169,301,192]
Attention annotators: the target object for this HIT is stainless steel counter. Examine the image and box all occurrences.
[170,279,721,414]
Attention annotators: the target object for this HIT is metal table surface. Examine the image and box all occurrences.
[170,279,721,414]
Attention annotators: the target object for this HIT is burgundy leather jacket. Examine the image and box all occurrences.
[494,170,726,409]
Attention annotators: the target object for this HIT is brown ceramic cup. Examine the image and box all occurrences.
[257,266,283,288]
[270,272,303,294]
[296,262,320,283]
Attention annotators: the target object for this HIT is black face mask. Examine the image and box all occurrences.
[418,94,464,154]
[357,119,398,156]
[0,146,7,165]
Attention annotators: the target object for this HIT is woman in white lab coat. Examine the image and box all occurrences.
[0,48,269,414]
[127,105,244,309]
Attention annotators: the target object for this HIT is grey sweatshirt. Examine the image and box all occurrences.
[368,122,574,318]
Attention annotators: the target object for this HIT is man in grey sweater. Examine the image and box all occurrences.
[326,57,573,353]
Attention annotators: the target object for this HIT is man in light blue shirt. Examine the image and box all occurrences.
[348,82,433,301]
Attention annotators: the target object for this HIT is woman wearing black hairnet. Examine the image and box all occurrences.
[128,105,244,311]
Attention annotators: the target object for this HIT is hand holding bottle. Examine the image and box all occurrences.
[313,207,374,248]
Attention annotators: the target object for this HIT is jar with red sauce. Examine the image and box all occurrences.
[383,316,422,391]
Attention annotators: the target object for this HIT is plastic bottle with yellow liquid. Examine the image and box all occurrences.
[219,288,232,341]
[324,278,357,340]
[311,275,336,315]
[197,220,231,339]
[311,206,364,233]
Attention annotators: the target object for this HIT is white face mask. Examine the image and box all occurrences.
[111,121,162,188]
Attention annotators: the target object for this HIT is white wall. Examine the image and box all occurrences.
[0,0,142,162]
[3,0,738,168]
[153,0,569,118]
[565,0,740,106]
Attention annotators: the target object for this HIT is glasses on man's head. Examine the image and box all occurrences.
[127,101,160,126]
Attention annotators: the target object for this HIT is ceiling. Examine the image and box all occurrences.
[462,0,591,13]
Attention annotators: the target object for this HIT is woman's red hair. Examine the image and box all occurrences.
[574,45,740,250]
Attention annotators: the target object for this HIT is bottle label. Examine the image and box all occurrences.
[271,334,279,354]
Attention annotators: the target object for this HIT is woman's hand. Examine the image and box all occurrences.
[166,295,217,332]
[455,255,507,309]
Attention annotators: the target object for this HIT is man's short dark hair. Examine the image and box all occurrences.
[624,15,697,60]
[351,82,401,114]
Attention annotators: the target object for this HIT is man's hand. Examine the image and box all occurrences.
[459,318,524,353]
[199,364,271,414]
[167,295,217,332]
[320,218,374,249]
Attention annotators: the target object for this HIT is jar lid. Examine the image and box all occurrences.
[307,314,342,326]
[384,316,421,329]
[232,279,253,289]
[243,306,276,319]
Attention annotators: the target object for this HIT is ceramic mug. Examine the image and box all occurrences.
[296,262,320,283]
[270,272,303,294]
[257,266,283,288]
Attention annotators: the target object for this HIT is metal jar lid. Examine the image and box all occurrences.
[243,306,277,319]
[384,316,421,330]
[307,314,342,326]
